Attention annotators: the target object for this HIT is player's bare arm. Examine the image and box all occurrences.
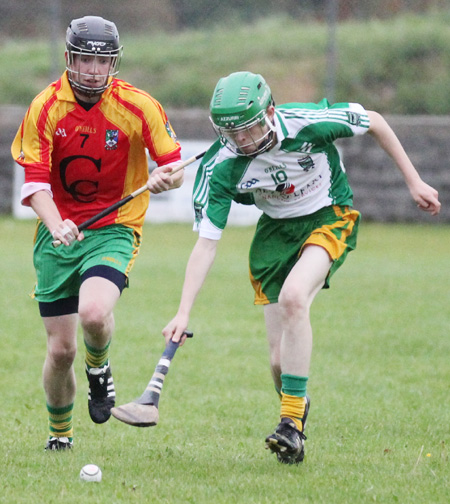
[29,190,83,246]
[367,110,441,215]
[162,237,218,345]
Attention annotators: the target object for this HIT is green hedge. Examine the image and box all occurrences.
[1,12,449,114]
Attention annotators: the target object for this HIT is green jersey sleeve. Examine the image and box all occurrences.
[277,100,370,152]
[193,142,254,235]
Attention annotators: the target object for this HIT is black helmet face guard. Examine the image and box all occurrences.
[66,44,123,96]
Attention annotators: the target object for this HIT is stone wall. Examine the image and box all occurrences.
[1,106,449,222]
[339,115,450,223]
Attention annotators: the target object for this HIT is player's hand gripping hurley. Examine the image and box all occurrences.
[110,332,193,427]
[52,151,206,247]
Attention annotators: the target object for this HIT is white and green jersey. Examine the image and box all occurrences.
[193,99,370,240]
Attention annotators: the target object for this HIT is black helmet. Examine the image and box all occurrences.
[65,16,123,96]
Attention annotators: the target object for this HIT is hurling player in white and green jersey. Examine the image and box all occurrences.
[163,72,440,464]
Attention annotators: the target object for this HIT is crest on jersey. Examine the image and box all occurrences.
[105,129,119,150]
[297,155,314,172]
[165,121,177,140]
[193,202,204,225]
[346,112,361,126]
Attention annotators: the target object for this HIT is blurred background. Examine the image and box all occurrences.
[1,0,449,221]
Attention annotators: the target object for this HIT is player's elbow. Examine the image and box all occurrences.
[367,110,387,136]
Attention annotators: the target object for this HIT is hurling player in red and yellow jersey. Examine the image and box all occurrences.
[11,16,183,450]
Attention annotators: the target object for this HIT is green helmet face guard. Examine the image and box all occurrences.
[209,72,275,156]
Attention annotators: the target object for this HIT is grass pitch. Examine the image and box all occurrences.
[0,217,448,503]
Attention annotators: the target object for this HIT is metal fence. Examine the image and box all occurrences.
[1,0,446,36]
[1,0,449,220]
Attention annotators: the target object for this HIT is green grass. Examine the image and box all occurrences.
[0,217,449,503]
[2,11,450,113]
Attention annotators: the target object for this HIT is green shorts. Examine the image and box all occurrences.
[249,205,360,305]
[33,223,141,303]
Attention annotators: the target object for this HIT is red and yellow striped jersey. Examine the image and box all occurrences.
[11,72,181,234]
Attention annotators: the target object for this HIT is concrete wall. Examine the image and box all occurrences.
[0,106,25,214]
[2,106,449,223]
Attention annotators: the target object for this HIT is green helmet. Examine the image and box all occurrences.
[209,71,275,155]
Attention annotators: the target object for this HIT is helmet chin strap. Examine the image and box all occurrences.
[259,129,276,151]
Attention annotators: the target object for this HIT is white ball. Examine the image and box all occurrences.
[80,464,102,482]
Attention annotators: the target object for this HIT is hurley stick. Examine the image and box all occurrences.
[111,331,193,427]
[52,151,206,247]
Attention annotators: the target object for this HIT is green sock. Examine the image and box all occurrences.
[281,374,308,397]
[85,339,111,369]
[280,374,309,431]
[47,403,74,441]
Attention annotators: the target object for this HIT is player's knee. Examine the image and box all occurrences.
[48,341,77,369]
[278,286,310,318]
[78,302,111,335]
